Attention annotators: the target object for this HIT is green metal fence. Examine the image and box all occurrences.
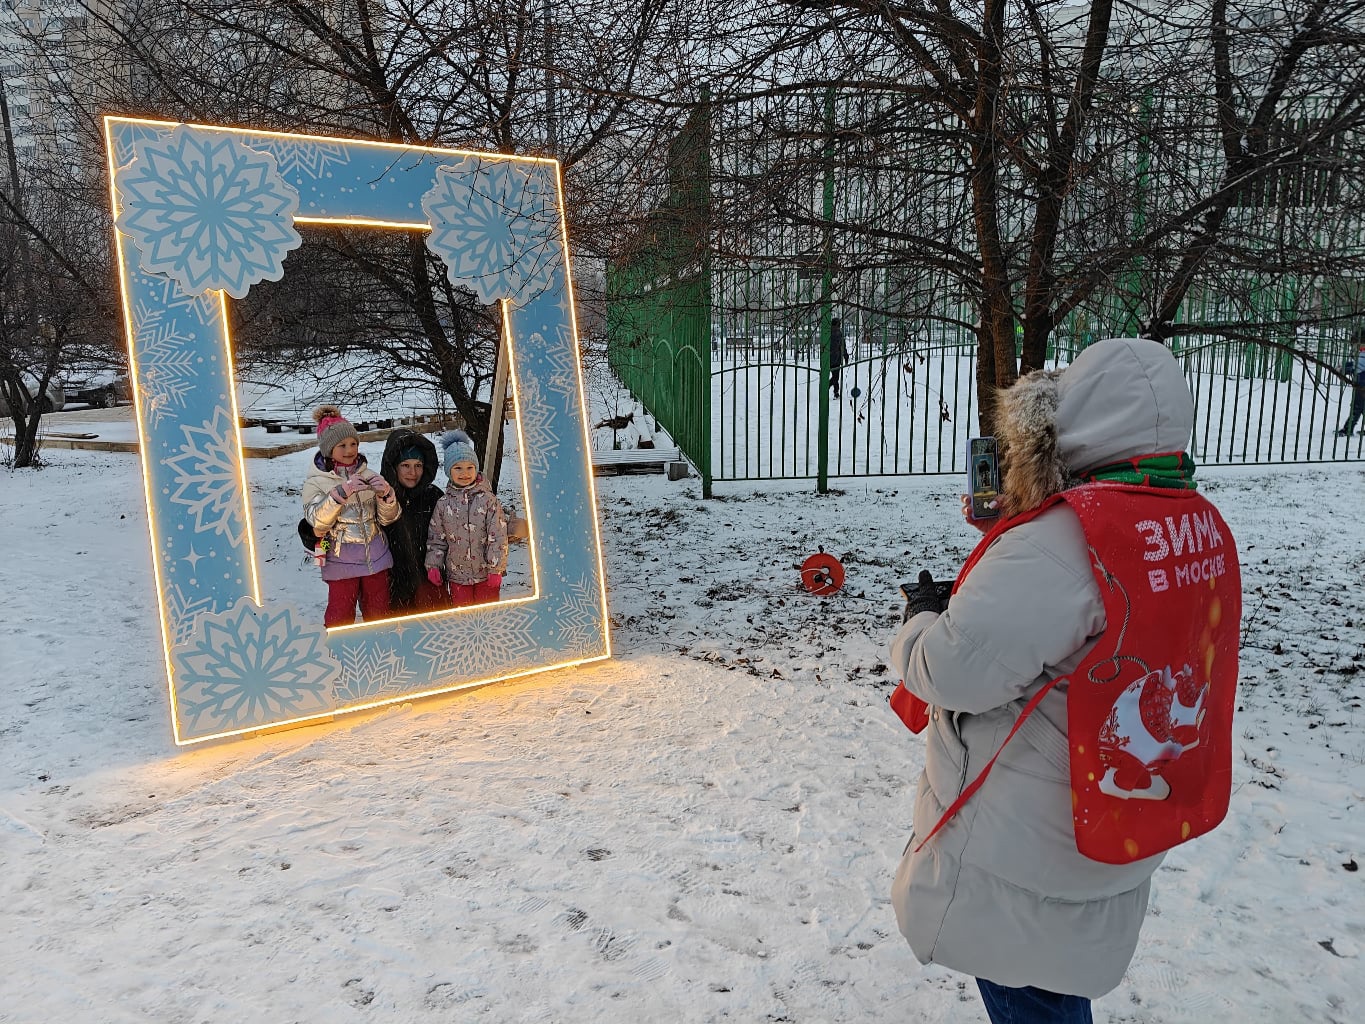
[604,96,714,490]
[605,259,711,484]
[606,86,1365,492]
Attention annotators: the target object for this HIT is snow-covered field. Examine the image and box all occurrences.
[2,443,1363,1022]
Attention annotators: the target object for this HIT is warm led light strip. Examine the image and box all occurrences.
[106,115,558,165]
[183,653,609,746]
[553,162,614,657]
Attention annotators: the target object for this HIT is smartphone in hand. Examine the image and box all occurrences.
[967,436,1001,521]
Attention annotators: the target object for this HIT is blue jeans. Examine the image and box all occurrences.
[976,979,1093,1024]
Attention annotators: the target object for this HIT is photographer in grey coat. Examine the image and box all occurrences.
[887,338,1221,1023]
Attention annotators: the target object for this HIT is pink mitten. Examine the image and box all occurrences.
[330,477,365,503]
[427,567,443,587]
[370,477,393,500]
[485,572,502,588]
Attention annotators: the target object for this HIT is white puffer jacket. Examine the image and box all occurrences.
[887,338,1200,998]
[301,454,400,544]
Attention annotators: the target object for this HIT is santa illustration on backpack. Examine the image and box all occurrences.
[1096,663,1209,801]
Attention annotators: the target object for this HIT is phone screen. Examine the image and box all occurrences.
[968,437,1001,520]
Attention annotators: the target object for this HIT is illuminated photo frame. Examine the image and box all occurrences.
[104,117,610,746]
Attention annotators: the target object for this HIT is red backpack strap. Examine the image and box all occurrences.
[912,678,1059,853]
[910,489,1084,851]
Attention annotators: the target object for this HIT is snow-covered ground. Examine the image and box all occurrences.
[2,442,1362,1022]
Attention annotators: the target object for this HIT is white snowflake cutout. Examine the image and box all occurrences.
[173,598,339,734]
[163,582,215,648]
[164,408,247,547]
[336,640,420,703]
[115,125,302,299]
[554,575,606,657]
[421,158,561,306]
[409,604,539,679]
[541,328,583,404]
[134,304,198,427]
[512,371,560,477]
[266,138,350,181]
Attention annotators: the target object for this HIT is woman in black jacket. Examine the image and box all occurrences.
[379,429,448,613]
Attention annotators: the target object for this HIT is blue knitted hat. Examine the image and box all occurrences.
[441,429,480,477]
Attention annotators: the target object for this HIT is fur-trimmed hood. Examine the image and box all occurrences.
[380,429,439,493]
[996,338,1194,515]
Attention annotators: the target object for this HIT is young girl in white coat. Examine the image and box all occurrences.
[301,405,401,626]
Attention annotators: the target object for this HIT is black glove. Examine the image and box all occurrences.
[902,569,948,622]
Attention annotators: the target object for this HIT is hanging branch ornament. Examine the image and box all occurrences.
[114,125,303,299]
[421,156,561,307]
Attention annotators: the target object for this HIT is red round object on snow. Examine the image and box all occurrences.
[800,552,845,595]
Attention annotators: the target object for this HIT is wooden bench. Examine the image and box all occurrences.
[256,414,405,434]
[591,446,687,478]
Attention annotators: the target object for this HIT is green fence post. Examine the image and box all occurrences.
[700,86,714,498]
[1277,276,1298,382]
[817,86,835,493]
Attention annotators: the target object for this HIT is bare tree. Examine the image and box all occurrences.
[0,26,113,468]
[13,0,1358,459]
[726,0,1365,432]
[33,0,697,468]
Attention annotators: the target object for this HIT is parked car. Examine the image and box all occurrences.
[60,364,131,408]
[0,375,66,417]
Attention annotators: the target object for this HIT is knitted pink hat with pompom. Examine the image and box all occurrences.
[313,404,359,459]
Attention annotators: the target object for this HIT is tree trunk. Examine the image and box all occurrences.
[969,0,1015,436]
[0,76,42,468]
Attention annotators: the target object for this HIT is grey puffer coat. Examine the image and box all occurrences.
[887,338,1198,998]
[425,474,508,585]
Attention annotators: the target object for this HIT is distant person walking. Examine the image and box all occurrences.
[1337,332,1365,437]
[828,318,849,399]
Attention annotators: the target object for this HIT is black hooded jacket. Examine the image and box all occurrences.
[379,429,444,609]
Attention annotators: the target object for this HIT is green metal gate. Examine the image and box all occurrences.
[606,86,1365,492]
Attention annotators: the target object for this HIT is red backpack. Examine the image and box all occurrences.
[890,483,1241,865]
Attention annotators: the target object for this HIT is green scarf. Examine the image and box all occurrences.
[1081,452,1198,490]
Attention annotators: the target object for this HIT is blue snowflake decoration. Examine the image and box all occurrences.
[164,408,248,547]
[114,126,302,299]
[173,599,339,735]
[422,157,561,306]
[106,118,610,747]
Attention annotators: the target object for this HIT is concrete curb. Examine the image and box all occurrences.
[4,417,456,459]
